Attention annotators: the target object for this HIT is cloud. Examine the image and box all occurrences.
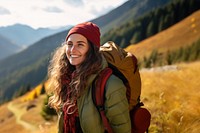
[89,5,114,16]
[0,6,11,15]
[43,6,64,13]
[82,0,127,17]
[0,0,127,28]
[63,0,84,7]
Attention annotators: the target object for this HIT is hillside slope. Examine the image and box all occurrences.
[92,0,170,34]
[0,35,21,60]
[0,31,67,103]
[0,60,199,133]
[126,10,200,59]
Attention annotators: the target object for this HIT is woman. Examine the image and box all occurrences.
[47,22,131,133]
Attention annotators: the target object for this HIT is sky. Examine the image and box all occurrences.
[0,0,127,29]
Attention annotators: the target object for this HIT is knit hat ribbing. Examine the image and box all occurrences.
[65,22,101,47]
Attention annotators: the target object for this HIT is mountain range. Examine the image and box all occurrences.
[0,24,70,60]
[0,0,200,104]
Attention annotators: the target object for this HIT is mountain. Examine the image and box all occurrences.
[0,24,70,60]
[92,0,171,34]
[0,24,69,47]
[0,31,67,103]
[99,0,200,48]
[0,35,21,60]
[0,0,199,104]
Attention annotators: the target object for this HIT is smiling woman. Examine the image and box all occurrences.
[46,22,131,133]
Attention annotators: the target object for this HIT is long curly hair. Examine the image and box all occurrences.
[47,41,103,111]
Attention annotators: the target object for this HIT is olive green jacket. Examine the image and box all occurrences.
[58,58,131,133]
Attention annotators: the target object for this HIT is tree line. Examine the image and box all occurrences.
[141,38,200,68]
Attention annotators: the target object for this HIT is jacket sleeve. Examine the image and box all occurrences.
[104,75,131,133]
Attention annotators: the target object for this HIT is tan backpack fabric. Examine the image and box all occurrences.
[100,41,141,110]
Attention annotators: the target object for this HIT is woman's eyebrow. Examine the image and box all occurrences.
[67,41,72,43]
[77,41,87,44]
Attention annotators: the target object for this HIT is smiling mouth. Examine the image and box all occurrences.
[70,55,80,58]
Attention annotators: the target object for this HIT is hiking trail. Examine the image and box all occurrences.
[7,101,38,133]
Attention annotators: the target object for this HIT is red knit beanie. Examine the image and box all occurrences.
[65,22,101,48]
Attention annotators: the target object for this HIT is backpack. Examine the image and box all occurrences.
[92,41,151,133]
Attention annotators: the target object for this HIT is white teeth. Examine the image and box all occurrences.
[71,55,79,58]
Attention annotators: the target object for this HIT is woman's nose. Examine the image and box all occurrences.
[71,45,77,52]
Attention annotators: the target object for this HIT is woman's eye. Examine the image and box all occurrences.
[67,43,73,47]
[78,43,84,47]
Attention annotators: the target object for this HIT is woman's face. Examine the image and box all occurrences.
[65,34,89,68]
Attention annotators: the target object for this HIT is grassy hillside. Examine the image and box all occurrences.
[126,10,200,60]
[0,61,199,133]
[141,61,200,132]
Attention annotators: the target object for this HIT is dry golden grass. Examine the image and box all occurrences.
[0,94,57,133]
[140,61,200,133]
[0,61,199,133]
[125,10,200,60]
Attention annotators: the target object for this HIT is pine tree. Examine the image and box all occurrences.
[166,50,173,65]
[143,56,151,68]
[40,83,46,95]
[33,91,38,99]
[146,21,155,37]
[149,50,158,67]
[41,95,57,120]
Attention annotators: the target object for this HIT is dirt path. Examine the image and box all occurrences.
[141,65,178,72]
[7,101,38,133]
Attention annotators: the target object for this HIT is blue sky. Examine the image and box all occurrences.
[0,0,127,29]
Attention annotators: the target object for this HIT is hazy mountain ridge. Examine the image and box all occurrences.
[0,24,69,60]
[0,35,21,60]
[0,24,68,47]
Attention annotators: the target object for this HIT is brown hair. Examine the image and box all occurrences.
[47,41,102,111]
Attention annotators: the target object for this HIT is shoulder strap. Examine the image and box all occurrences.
[92,67,113,133]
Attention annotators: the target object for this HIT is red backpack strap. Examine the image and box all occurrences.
[92,67,113,133]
